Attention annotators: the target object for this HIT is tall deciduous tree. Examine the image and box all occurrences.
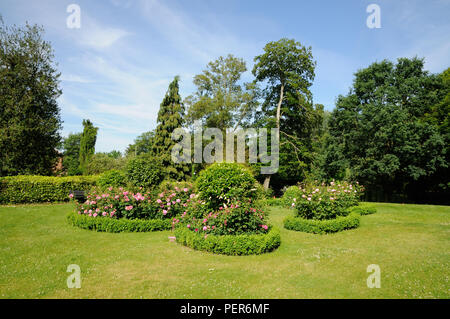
[152,76,189,180]
[79,119,98,174]
[0,20,62,176]
[252,38,316,189]
[185,54,259,132]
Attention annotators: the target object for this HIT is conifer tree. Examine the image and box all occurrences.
[152,76,189,180]
[79,119,98,174]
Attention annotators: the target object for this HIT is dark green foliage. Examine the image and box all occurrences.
[0,21,62,176]
[284,212,360,234]
[175,226,281,255]
[62,133,82,176]
[0,175,98,204]
[196,163,258,210]
[323,58,448,203]
[125,154,163,189]
[79,119,98,174]
[67,212,172,233]
[152,76,190,180]
[97,170,127,188]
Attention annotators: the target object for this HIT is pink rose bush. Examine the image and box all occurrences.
[179,199,270,236]
[287,181,364,220]
[74,185,196,220]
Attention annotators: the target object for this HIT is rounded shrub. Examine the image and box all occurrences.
[97,170,127,189]
[174,226,281,255]
[126,154,163,189]
[350,206,377,215]
[196,163,258,210]
[67,212,172,232]
[284,212,360,234]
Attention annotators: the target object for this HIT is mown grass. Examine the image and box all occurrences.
[0,202,448,298]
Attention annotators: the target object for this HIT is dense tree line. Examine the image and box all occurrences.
[1,20,447,203]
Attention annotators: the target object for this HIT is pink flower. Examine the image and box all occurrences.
[291,203,295,207]
[176,198,181,203]
[68,193,74,199]
[156,199,162,204]
[93,213,98,217]
[187,224,191,228]
[110,212,115,217]
[261,225,268,230]
[203,218,207,223]
[102,212,107,216]
[77,211,81,214]
[125,205,133,211]
[115,195,119,199]
[203,226,207,231]
[163,210,168,215]
[183,188,188,192]
[194,228,198,232]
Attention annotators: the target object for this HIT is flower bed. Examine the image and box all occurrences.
[67,211,172,232]
[284,212,360,234]
[175,226,281,255]
[68,185,196,232]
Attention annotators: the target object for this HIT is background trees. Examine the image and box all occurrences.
[0,20,62,176]
[61,133,82,176]
[322,58,448,203]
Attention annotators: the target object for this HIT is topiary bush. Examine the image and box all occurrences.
[126,154,163,189]
[97,170,127,189]
[0,175,98,204]
[196,163,259,211]
[284,212,360,234]
[175,226,281,255]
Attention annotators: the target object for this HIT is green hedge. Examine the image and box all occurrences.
[284,212,360,234]
[67,212,173,232]
[174,226,281,255]
[0,175,99,204]
[350,206,377,215]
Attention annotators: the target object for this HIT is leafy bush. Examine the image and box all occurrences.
[281,185,302,207]
[196,163,259,210]
[97,170,127,188]
[290,181,364,220]
[126,154,163,189]
[84,153,128,175]
[67,212,172,232]
[175,226,281,255]
[257,197,283,207]
[74,185,196,220]
[158,180,195,193]
[284,212,360,234]
[0,175,98,204]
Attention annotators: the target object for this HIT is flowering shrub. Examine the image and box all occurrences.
[72,184,196,220]
[290,181,364,220]
[180,200,269,236]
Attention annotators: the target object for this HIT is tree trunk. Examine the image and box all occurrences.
[263,83,284,191]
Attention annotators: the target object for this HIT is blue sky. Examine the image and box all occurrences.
[1,0,449,152]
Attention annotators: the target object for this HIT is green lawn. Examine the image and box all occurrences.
[0,202,448,298]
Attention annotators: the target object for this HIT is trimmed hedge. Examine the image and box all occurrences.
[67,212,172,232]
[350,206,377,215]
[174,226,281,255]
[284,212,360,234]
[0,175,98,204]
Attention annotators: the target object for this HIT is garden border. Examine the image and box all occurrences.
[174,226,281,255]
[284,212,360,234]
[67,211,172,232]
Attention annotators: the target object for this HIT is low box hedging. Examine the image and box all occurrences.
[0,175,99,204]
[174,226,281,255]
[350,206,377,215]
[284,212,360,234]
[67,211,172,232]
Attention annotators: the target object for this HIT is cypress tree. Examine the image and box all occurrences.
[79,119,98,174]
[152,76,189,180]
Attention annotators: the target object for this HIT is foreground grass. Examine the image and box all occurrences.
[0,202,448,298]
